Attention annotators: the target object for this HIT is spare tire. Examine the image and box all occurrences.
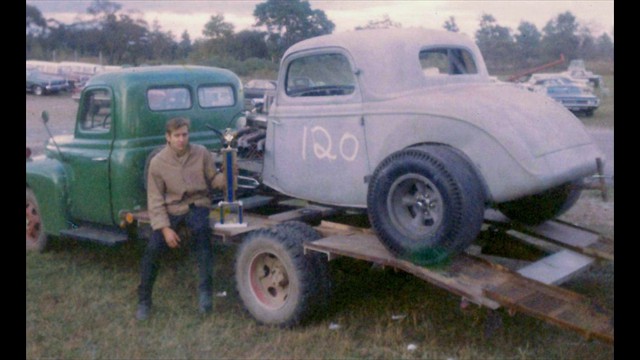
[367,145,486,266]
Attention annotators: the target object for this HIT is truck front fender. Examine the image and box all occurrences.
[26,158,70,236]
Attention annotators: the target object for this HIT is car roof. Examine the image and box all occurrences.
[282,27,490,99]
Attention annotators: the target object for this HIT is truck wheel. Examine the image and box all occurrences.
[235,227,318,327]
[496,182,582,225]
[367,145,486,265]
[273,221,332,312]
[34,86,44,96]
[26,188,48,252]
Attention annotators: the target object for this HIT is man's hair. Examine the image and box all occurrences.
[165,117,190,134]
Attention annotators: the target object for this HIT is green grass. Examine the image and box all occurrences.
[577,75,614,129]
[27,66,614,359]
[27,227,614,359]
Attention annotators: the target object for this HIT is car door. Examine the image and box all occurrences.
[66,87,116,225]
[263,50,370,207]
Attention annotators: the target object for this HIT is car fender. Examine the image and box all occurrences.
[26,157,71,236]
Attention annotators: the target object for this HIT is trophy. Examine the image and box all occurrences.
[214,128,247,228]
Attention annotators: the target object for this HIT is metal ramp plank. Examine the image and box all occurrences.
[484,210,613,261]
[516,250,594,285]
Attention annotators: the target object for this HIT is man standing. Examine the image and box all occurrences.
[136,117,225,321]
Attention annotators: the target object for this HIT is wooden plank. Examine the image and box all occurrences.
[485,276,613,344]
[517,250,594,285]
[305,233,506,309]
[211,214,276,241]
[306,232,613,344]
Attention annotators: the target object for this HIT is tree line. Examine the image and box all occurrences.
[26,0,613,76]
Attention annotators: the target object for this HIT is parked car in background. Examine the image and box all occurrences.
[26,68,69,96]
[526,73,592,92]
[562,59,603,88]
[243,79,277,109]
[544,84,600,116]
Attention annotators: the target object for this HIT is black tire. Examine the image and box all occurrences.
[496,182,582,225]
[367,145,486,266]
[34,86,44,96]
[235,226,319,327]
[273,221,332,313]
[26,188,48,252]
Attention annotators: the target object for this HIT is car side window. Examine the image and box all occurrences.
[80,89,112,132]
[285,53,356,97]
[420,48,478,76]
[147,87,192,111]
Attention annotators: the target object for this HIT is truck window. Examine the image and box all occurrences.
[419,48,477,76]
[198,85,235,108]
[80,89,112,132]
[147,87,192,111]
[286,53,356,97]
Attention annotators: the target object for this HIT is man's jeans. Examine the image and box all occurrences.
[138,205,212,306]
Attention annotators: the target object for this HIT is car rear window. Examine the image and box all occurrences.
[419,48,477,76]
[198,85,235,108]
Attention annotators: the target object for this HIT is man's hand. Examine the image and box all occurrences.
[162,227,181,248]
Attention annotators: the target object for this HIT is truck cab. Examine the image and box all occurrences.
[27,65,244,250]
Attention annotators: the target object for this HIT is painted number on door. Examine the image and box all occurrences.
[302,126,359,162]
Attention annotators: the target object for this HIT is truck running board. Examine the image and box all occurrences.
[59,226,129,246]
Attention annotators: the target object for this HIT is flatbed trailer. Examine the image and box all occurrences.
[131,195,613,345]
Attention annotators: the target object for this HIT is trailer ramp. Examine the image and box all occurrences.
[305,221,613,344]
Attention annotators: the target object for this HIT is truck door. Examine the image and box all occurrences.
[263,50,370,207]
[66,87,116,225]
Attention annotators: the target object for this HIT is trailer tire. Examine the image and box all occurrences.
[235,227,318,327]
[367,145,486,265]
[273,221,332,313]
[496,182,582,225]
[26,188,48,252]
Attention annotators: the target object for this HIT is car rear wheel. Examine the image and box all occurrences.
[33,86,44,96]
[496,182,582,225]
[367,145,486,265]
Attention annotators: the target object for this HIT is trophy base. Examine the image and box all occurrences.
[214,222,248,229]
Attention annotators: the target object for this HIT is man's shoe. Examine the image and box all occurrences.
[199,293,213,315]
[136,303,151,321]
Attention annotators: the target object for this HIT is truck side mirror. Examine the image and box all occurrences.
[41,111,49,124]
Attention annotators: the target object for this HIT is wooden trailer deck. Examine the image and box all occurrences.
[131,197,613,345]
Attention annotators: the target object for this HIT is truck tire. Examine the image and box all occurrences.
[496,182,582,225]
[26,188,48,252]
[367,145,486,266]
[235,226,319,327]
[273,221,332,313]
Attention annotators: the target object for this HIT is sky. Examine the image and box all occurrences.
[26,0,614,42]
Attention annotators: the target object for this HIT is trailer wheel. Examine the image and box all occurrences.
[273,221,332,312]
[367,145,485,265]
[496,182,582,225]
[26,188,48,252]
[235,227,318,327]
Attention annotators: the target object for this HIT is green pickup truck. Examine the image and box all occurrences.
[26,65,245,251]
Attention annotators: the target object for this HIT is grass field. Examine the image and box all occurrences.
[27,69,614,359]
